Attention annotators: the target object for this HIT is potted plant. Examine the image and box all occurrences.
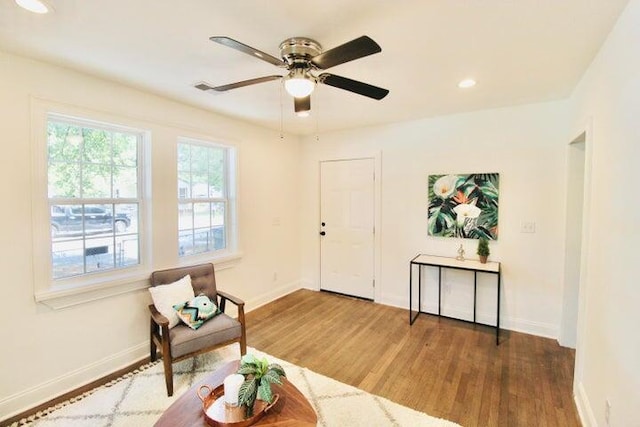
[237,354,286,417]
[477,237,490,263]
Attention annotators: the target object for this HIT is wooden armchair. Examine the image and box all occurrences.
[149,263,246,396]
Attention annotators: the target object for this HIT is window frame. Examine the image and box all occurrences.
[31,100,151,309]
[176,137,239,264]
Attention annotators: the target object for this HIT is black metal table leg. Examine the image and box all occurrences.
[438,266,442,316]
[496,267,501,345]
[473,271,477,323]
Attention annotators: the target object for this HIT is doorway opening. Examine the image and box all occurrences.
[560,132,586,348]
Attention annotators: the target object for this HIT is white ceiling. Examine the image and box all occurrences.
[0,0,630,135]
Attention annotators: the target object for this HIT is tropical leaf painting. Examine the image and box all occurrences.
[428,173,499,240]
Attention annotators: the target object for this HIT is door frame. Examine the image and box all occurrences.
[560,133,586,348]
[569,118,594,399]
[318,153,382,303]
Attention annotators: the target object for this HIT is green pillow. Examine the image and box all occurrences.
[173,294,221,330]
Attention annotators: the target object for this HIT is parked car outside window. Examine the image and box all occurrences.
[51,205,131,236]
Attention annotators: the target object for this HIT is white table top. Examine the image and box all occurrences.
[411,254,500,273]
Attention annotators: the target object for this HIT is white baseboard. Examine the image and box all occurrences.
[379,293,558,339]
[300,279,318,291]
[244,280,303,313]
[574,381,597,427]
[0,342,148,423]
[501,316,558,339]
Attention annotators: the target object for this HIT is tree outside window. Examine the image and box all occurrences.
[47,115,141,279]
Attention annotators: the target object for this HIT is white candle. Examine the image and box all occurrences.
[223,374,245,406]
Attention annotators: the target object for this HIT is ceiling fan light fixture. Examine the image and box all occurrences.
[284,69,315,98]
[15,0,51,14]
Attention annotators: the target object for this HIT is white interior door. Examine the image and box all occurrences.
[320,158,375,300]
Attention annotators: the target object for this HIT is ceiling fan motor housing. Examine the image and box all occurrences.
[279,37,322,66]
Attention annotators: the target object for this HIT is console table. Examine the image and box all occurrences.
[409,254,502,345]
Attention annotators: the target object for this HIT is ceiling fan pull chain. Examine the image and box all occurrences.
[315,92,320,142]
[279,82,284,140]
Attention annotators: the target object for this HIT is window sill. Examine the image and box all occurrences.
[179,250,243,271]
[35,272,150,310]
[34,253,242,310]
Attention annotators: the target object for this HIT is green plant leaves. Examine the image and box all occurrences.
[267,363,286,378]
[238,377,258,416]
[236,365,258,375]
[237,355,287,417]
[262,369,284,386]
[257,380,273,403]
[241,353,260,366]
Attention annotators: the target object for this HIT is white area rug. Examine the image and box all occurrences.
[13,346,460,427]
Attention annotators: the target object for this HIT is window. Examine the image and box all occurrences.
[177,139,235,257]
[47,114,142,280]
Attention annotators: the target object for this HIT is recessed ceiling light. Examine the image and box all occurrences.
[15,0,51,14]
[458,79,476,89]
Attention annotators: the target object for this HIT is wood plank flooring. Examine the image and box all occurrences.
[245,289,580,427]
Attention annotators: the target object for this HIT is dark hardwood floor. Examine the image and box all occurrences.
[245,289,580,427]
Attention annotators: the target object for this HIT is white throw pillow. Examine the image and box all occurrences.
[149,275,195,328]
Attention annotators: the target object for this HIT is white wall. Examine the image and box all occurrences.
[299,101,570,338]
[568,0,640,425]
[0,52,301,419]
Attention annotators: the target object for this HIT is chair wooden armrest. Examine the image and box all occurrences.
[217,290,245,312]
[149,304,170,327]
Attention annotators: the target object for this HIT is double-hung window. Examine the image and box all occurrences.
[177,138,236,258]
[47,114,142,280]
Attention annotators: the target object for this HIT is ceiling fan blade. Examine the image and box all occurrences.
[195,75,282,92]
[311,36,381,70]
[319,73,389,100]
[210,36,287,67]
[294,96,311,115]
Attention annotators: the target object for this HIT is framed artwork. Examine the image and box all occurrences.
[428,173,499,240]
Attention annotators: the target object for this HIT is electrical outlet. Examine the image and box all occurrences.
[520,221,536,233]
[605,399,611,425]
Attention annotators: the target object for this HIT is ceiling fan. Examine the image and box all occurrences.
[195,35,389,116]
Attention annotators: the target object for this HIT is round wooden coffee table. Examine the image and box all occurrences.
[154,360,317,426]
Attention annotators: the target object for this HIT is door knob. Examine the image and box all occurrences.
[320,231,326,236]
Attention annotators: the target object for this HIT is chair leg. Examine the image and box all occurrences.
[240,335,247,356]
[163,356,174,397]
[150,318,158,362]
[238,306,247,356]
[160,330,174,397]
[150,339,157,362]
[150,336,157,363]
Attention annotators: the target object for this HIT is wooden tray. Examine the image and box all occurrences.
[197,384,279,427]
